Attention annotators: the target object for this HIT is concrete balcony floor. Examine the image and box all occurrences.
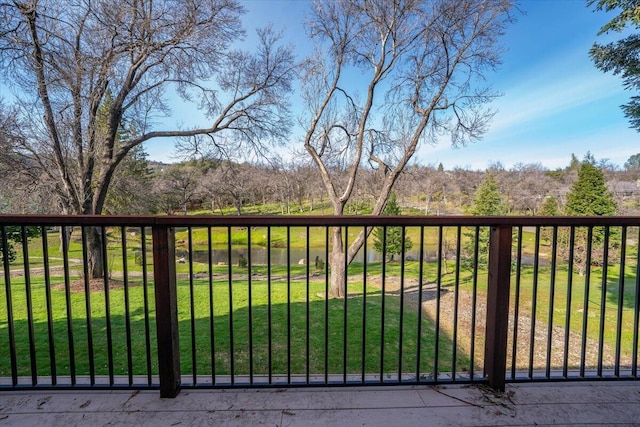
[1,381,640,426]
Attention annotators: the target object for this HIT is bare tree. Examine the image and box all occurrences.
[202,162,253,215]
[300,0,514,296]
[503,163,550,215]
[0,0,295,277]
[153,165,201,215]
[0,100,56,213]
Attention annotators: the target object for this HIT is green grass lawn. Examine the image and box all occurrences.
[0,269,468,379]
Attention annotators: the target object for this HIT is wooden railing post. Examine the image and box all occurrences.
[152,224,181,398]
[484,224,512,392]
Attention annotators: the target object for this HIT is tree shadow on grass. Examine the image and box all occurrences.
[177,282,472,383]
[0,281,472,386]
[605,272,639,311]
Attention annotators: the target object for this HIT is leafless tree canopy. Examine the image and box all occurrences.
[299,0,514,296]
[302,0,513,212]
[0,0,295,215]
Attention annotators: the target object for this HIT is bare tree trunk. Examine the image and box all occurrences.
[329,227,346,297]
[85,226,104,279]
[59,226,74,254]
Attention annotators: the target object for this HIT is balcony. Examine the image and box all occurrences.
[1,215,639,405]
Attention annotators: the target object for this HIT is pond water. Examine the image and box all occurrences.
[187,245,432,266]
[185,245,545,267]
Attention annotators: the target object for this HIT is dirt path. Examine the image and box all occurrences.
[363,274,622,372]
[2,257,84,278]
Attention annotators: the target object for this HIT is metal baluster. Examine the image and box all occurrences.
[188,227,196,385]
[397,226,406,382]
[362,226,367,384]
[1,226,17,386]
[42,227,57,385]
[121,227,133,386]
[545,226,558,379]
[306,226,311,385]
[140,227,152,386]
[597,227,610,377]
[247,227,253,385]
[267,227,272,384]
[343,226,348,384]
[511,226,523,380]
[380,226,387,383]
[101,226,113,385]
[633,226,640,377]
[416,226,425,382]
[208,227,215,385]
[580,227,594,377]
[63,226,76,385]
[615,226,627,377]
[324,226,329,385]
[434,226,443,381]
[528,226,541,379]
[227,227,234,385]
[21,226,37,385]
[452,226,461,381]
[287,226,291,384]
[563,227,575,378]
[471,226,480,381]
[81,227,95,385]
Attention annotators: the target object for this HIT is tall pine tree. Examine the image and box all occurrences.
[566,155,617,216]
[564,154,617,275]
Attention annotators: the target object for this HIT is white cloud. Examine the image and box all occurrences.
[489,71,624,136]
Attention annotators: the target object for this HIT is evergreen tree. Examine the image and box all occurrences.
[463,174,507,268]
[372,193,413,261]
[569,153,581,170]
[540,196,561,216]
[564,155,617,275]
[590,0,640,130]
[468,174,507,216]
[104,145,156,214]
[0,226,40,264]
[539,195,561,244]
[566,156,617,216]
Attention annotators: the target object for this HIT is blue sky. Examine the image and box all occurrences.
[148,1,639,170]
[419,0,640,170]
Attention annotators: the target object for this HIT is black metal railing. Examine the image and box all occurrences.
[1,216,639,397]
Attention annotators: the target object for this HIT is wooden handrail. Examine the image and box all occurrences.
[1,214,639,227]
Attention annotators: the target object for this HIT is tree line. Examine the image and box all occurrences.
[2,151,635,219]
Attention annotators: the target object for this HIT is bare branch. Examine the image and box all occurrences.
[0,0,295,217]
[299,0,514,296]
